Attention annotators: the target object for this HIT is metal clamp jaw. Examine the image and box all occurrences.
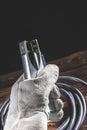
[19,39,45,79]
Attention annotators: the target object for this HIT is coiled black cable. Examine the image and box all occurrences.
[0,76,87,130]
[56,76,87,130]
[0,98,10,130]
[57,88,76,130]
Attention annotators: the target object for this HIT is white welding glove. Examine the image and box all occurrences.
[4,64,64,130]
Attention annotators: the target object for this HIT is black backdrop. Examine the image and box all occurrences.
[0,2,87,75]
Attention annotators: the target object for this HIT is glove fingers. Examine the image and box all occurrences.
[49,109,64,122]
[50,84,61,99]
[54,99,64,112]
[49,85,64,121]
[57,109,64,121]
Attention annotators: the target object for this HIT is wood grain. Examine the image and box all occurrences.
[0,50,87,130]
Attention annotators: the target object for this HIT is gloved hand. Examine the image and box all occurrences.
[4,64,64,130]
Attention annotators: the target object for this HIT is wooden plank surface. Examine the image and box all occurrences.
[0,50,87,130]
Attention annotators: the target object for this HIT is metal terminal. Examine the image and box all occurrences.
[28,39,40,53]
[19,39,44,79]
[19,41,31,79]
[27,39,41,70]
[19,41,28,55]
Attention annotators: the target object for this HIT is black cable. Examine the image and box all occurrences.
[56,88,76,130]
[0,76,87,130]
[57,82,86,130]
[56,76,87,130]
[59,82,87,122]
[0,98,10,130]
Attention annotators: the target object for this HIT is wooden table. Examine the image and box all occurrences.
[0,50,87,130]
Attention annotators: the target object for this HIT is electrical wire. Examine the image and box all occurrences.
[56,76,87,130]
[0,98,10,130]
[0,76,87,130]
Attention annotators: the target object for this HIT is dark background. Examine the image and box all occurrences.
[0,1,87,75]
